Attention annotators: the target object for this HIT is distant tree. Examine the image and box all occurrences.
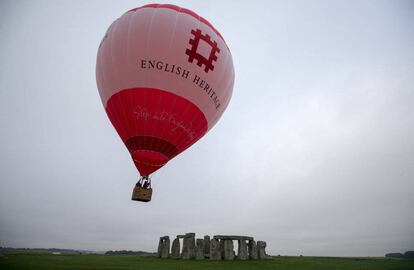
[404,251,414,259]
[385,253,404,258]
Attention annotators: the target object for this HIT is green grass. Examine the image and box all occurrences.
[1,253,414,270]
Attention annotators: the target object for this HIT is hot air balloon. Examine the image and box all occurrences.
[96,4,234,202]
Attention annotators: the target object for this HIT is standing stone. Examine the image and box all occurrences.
[209,238,221,260]
[223,240,235,260]
[161,236,170,259]
[188,234,196,259]
[182,237,189,259]
[248,240,258,260]
[171,238,180,259]
[220,239,225,258]
[203,235,210,258]
[195,239,204,260]
[182,233,196,259]
[237,240,248,260]
[257,241,269,259]
[157,236,170,259]
[157,237,163,258]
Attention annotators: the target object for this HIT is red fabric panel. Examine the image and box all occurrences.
[106,88,208,176]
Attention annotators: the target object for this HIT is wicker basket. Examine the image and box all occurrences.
[132,185,152,202]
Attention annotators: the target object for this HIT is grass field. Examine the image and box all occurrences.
[1,253,414,270]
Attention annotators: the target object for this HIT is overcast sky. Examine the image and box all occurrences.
[1,0,413,257]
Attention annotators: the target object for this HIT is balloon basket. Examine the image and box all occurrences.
[132,185,152,202]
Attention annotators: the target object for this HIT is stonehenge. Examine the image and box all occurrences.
[157,233,270,260]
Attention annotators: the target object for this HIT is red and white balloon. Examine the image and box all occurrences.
[96,4,234,176]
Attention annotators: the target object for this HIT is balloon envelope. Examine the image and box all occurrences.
[96,4,234,176]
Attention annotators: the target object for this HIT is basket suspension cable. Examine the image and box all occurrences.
[146,175,152,189]
[137,175,151,189]
[136,177,143,187]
